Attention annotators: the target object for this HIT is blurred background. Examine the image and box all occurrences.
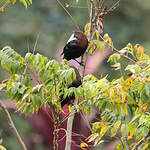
[0,0,150,149]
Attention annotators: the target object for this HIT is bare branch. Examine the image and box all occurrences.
[98,34,137,64]
[0,101,27,150]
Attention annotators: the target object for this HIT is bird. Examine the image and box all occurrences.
[60,79,82,107]
[60,66,82,107]
[61,31,88,65]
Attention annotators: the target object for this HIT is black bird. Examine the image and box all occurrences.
[60,79,82,107]
[60,66,82,107]
[61,31,88,64]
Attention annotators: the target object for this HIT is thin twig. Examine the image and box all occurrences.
[107,0,120,12]
[87,0,94,42]
[55,0,80,31]
[0,101,27,150]
[83,0,94,76]
[50,104,59,150]
[79,111,92,132]
[98,34,137,64]
[33,32,40,54]
[26,39,30,53]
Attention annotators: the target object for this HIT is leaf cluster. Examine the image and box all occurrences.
[0,46,76,114]
[0,30,150,150]
[83,24,150,149]
[0,0,32,12]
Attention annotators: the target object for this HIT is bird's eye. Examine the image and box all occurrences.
[74,34,78,39]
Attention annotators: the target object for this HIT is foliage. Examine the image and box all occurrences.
[1,22,150,149]
[0,0,32,12]
[0,1,150,149]
[0,46,76,114]
[0,37,150,150]
[81,23,150,149]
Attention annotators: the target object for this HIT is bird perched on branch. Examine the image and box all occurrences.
[60,66,81,107]
[61,31,88,65]
[60,79,82,107]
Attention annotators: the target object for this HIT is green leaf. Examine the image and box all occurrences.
[88,40,96,55]
[103,33,114,50]
[99,42,105,56]
[107,53,121,63]
[12,0,16,4]
[0,46,25,74]
[111,120,121,137]
[125,64,142,74]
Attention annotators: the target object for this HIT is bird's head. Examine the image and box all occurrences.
[67,31,88,48]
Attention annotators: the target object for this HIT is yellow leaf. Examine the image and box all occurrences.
[0,6,4,12]
[103,33,114,50]
[101,116,105,123]
[126,78,133,87]
[127,125,136,140]
[121,124,126,136]
[138,103,148,112]
[122,94,127,103]
[99,124,108,138]
[134,44,144,58]
[68,104,71,113]
[80,142,88,150]
[109,88,115,104]
[95,124,100,130]
[121,104,128,115]
[143,143,149,150]
[0,145,7,150]
[84,23,90,35]
[142,103,148,112]
[19,0,27,8]
[127,43,133,52]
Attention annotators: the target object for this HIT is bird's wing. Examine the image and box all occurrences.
[61,41,77,56]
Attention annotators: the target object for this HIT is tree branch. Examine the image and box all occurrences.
[0,101,27,150]
[98,34,137,64]
[65,104,76,150]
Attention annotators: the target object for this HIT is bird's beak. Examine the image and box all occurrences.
[67,33,77,43]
